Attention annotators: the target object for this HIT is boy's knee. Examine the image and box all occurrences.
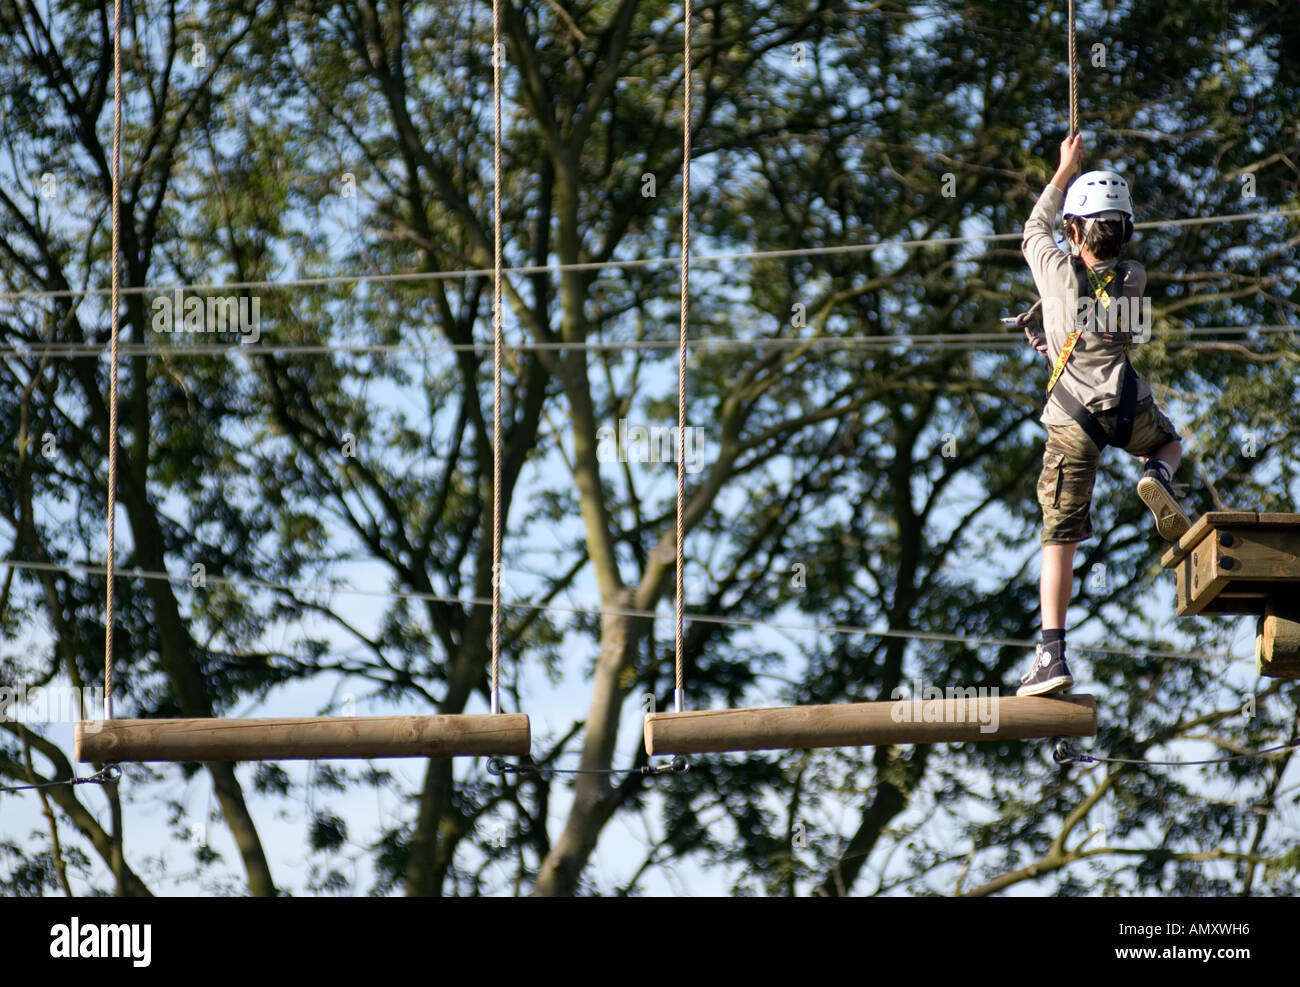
[1041,509,1093,544]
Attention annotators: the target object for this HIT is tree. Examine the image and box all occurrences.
[1,0,1297,897]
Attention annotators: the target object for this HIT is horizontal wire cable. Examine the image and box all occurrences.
[0,556,1248,663]
[0,325,1293,361]
[0,207,1295,302]
[0,765,120,796]
[488,756,687,777]
[1055,739,1300,768]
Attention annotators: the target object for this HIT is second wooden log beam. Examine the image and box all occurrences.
[644,694,1096,755]
[1257,601,1300,679]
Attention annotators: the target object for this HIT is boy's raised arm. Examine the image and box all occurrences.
[1049,134,1085,193]
[1022,135,1086,291]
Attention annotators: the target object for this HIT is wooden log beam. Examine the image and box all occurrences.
[644,694,1096,755]
[74,714,531,762]
[1257,601,1300,680]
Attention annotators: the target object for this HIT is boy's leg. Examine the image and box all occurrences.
[1021,427,1094,696]
[1020,541,1078,696]
[1151,439,1181,473]
[1128,400,1191,541]
[1040,541,1078,630]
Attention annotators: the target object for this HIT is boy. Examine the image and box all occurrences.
[1016,134,1191,697]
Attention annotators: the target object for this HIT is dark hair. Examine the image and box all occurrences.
[1062,215,1132,260]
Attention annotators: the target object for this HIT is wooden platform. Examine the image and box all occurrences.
[1160,511,1300,679]
[644,694,1097,755]
[1160,512,1300,616]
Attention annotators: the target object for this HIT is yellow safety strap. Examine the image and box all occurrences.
[1045,267,1120,396]
[1086,267,1116,309]
[1046,330,1082,395]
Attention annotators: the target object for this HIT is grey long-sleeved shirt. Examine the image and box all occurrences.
[1022,182,1150,427]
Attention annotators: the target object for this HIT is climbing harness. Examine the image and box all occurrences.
[1043,258,1137,452]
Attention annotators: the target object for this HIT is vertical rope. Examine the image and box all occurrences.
[490,0,504,715]
[674,0,693,714]
[1067,0,1078,136]
[103,0,123,724]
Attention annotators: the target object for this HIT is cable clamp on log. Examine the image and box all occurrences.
[643,756,689,776]
[490,759,560,779]
[97,763,122,782]
[486,759,561,779]
[1054,742,1093,764]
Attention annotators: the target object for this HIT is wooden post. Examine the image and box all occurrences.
[75,714,531,762]
[644,694,1096,755]
[1257,601,1300,680]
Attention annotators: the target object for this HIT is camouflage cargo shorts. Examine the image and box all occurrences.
[1038,396,1180,544]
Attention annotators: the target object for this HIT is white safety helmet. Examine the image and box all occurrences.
[1064,171,1133,219]
[1063,171,1134,254]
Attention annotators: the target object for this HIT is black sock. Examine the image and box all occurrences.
[1041,628,1066,660]
[1145,458,1171,481]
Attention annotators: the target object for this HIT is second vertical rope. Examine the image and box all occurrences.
[490,0,504,714]
[103,0,124,724]
[1067,0,1078,136]
[674,0,693,713]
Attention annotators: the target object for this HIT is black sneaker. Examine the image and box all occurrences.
[1017,643,1074,697]
[1136,460,1192,542]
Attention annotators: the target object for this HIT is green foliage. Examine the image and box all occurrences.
[0,0,1296,897]
[308,811,348,853]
